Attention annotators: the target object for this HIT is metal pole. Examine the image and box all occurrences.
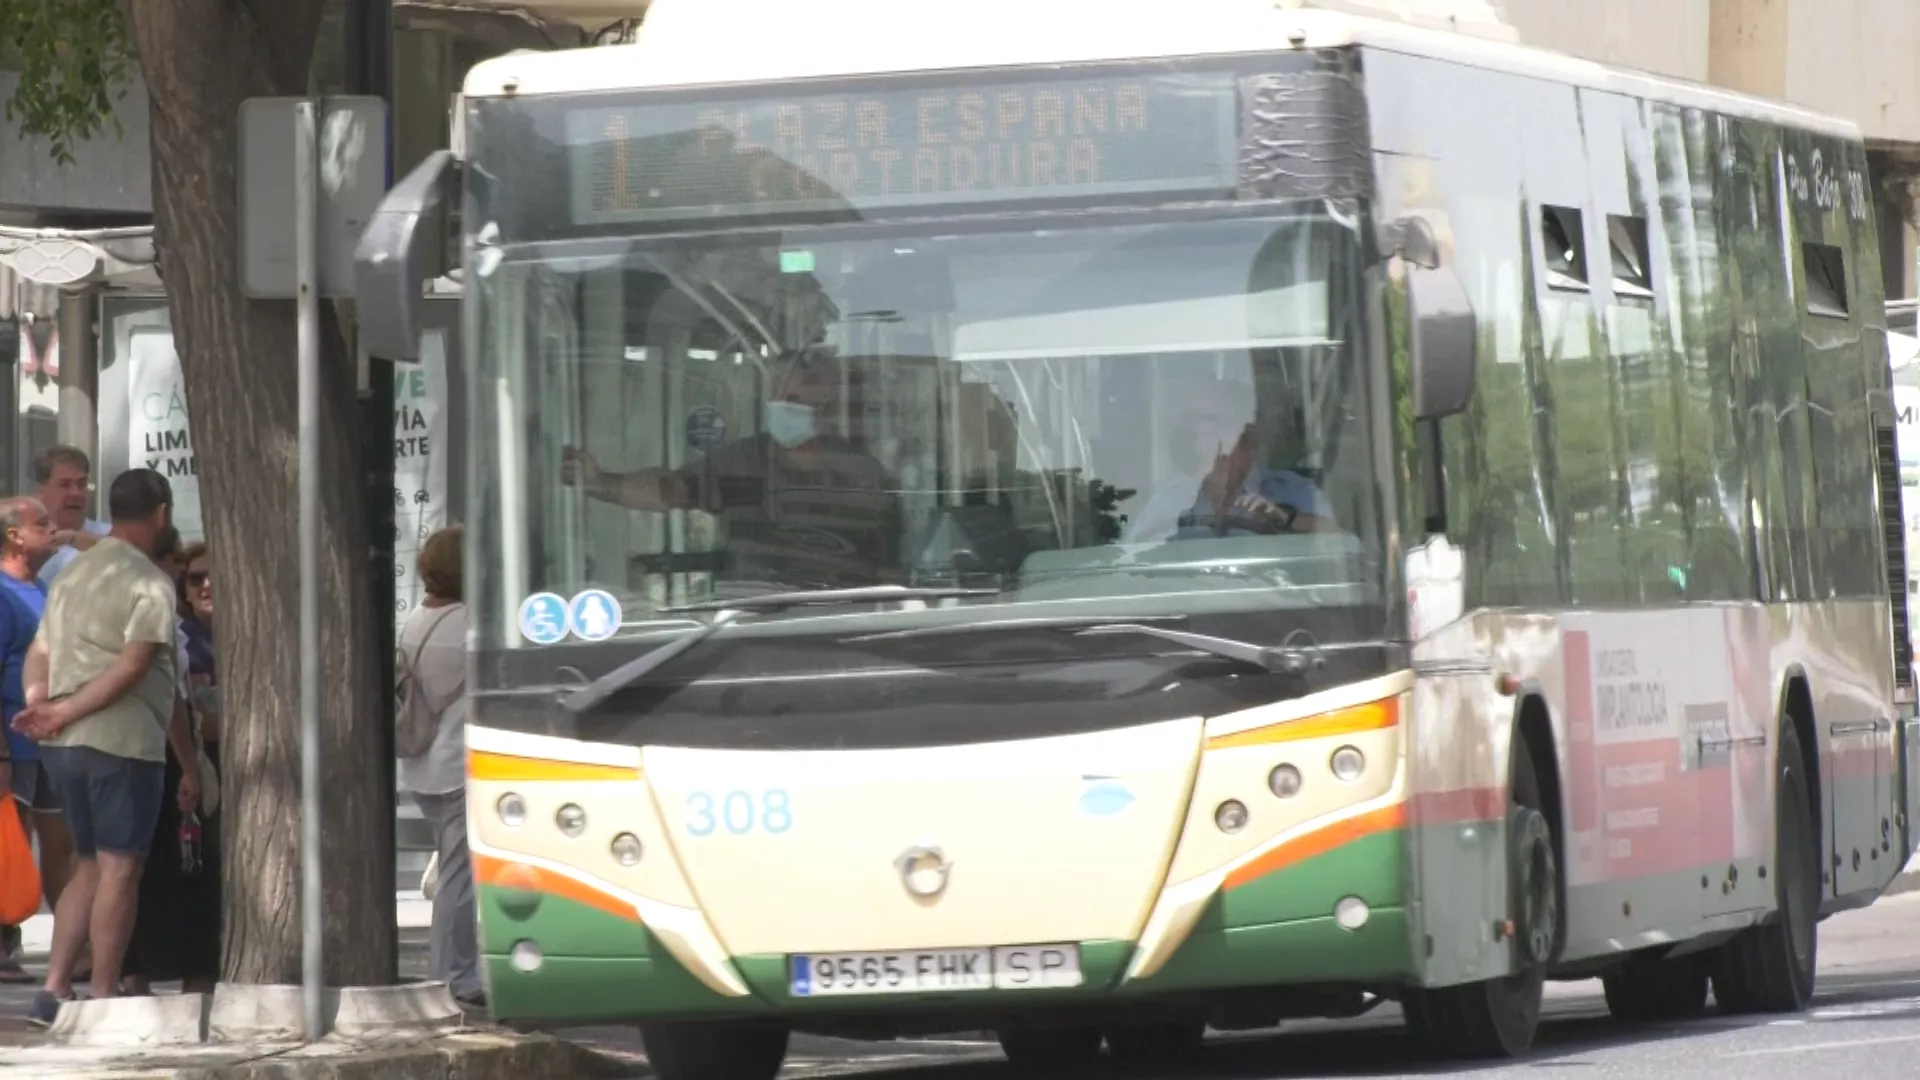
[295,98,327,1042]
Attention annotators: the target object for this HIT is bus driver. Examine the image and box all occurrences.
[560,348,905,592]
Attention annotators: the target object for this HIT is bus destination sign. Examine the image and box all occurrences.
[568,72,1239,224]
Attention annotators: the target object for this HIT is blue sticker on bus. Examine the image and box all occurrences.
[518,593,569,645]
[1079,777,1136,818]
[569,589,623,642]
[686,406,727,453]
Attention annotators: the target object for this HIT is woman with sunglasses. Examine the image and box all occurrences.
[119,540,220,996]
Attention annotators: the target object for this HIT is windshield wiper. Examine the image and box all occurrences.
[846,616,1320,676]
[662,584,999,614]
[561,585,999,713]
[1072,623,1322,676]
[843,613,1189,642]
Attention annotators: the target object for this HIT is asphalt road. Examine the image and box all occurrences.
[11,890,1920,1077]
[552,888,1920,1079]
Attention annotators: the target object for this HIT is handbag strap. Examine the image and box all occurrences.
[406,604,464,717]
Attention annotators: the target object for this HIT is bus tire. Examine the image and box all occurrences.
[1601,953,1709,1022]
[1711,718,1818,1015]
[638,1020,788,1080]
[996,1026,1104,1076]
[1404,734,1556,1059]
[1104,1018,1206,1072]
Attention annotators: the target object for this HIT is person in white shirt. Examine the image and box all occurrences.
[397,526,479,1008]
[31,446,110,588]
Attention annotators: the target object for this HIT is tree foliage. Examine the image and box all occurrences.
[0,0,135,164]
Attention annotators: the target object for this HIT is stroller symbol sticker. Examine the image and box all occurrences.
[569,590,622,642]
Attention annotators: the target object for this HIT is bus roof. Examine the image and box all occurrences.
[462,0,1859,141]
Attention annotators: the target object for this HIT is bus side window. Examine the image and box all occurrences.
[1540,205,1591,293]
[1801,241,1849,318]
[1605,214,1655,302]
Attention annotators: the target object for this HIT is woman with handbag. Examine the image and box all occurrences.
[399,527,481,1009]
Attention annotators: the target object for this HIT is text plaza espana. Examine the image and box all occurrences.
[601,82,1157,211]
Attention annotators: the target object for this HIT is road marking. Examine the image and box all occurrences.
[1728,1033,1920,1057]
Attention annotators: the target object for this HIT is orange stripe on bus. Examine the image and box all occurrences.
[473,853,641,925]
[1206,698,1398,751]
[1223,803,1407,890]
[467,750,640,784]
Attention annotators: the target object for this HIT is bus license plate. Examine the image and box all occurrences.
[789,944,1082,997]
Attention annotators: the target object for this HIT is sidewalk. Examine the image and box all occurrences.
[1,891,438,1032]
[0,892,577,1077]
[11,891,437,959]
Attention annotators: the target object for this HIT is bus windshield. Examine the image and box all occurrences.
[471,203,1389,652]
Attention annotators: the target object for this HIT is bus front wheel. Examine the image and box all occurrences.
[996,1026,1104,1076]
[1104,1018,1206,1072]
[1405,735,1558,1059]
[638,1020,788,1080]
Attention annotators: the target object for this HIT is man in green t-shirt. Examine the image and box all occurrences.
[10,469,188,1021]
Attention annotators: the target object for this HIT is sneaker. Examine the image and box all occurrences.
[0,957,32,985]
[26,989,75,1029]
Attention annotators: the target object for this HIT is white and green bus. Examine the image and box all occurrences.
[356,1,1920,1075]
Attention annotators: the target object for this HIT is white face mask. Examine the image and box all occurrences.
[764,399,816,448]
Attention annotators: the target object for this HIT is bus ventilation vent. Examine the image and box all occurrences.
[1876,419,1914,692]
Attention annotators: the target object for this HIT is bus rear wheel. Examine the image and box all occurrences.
[1405,735,1557,1059]
[638,1020,788,1080]
[1602,953,1709,1022]
[1711,717,1819,1014]
[996,1025,1104,1076]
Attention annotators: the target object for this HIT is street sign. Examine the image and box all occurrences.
[239,96,388,299]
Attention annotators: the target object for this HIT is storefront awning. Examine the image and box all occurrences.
[0,224,161,297]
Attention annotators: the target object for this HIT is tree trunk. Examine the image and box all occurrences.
[127,1,395,986]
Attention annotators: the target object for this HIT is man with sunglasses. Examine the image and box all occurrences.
[562,348,904,592]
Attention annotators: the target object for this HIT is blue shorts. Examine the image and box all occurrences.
[38,746,164,858]
[7,758,61,813]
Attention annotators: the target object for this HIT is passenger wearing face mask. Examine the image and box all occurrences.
[561,351,904,591]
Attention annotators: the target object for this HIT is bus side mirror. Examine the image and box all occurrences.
[1393,216,1478,420]
[355,150,457,362]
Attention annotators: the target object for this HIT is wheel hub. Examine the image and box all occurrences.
[1511,810,1558,966]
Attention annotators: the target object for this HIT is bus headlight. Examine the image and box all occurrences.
[1268,764,1303,798]
[611,833,644,867]
[1215,800,1250,833]
[510,940,543,972]
[1330,746,1366,783]
[556,803,588,838]
[497,793,527,827]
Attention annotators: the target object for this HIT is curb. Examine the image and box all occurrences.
[205,1032,636,1079]
[1887,871,1920,899]
[1,1031,640,1079]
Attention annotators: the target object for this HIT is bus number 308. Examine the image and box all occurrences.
[684,790,793,837]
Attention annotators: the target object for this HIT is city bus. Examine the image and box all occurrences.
[355,0,1920,1074]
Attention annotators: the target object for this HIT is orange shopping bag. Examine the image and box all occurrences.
[0,800,40,926]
